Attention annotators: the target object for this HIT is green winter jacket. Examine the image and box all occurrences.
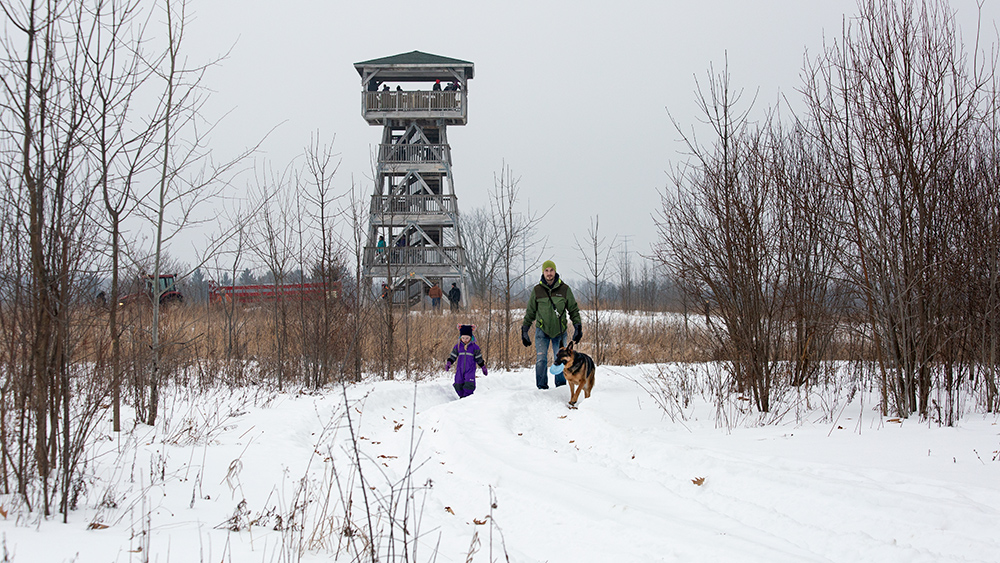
[522,274,581,338]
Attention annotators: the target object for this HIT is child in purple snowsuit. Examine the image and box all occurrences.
[446,324,487,398]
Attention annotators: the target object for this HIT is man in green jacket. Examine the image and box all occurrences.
[521,260,582,389]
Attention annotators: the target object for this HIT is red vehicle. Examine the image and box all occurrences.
[208,280,341,304]
[119,274,184,306]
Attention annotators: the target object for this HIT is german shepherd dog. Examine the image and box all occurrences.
[554,341,595,409]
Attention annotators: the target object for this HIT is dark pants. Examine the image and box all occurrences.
[431,297,441,310]
[453,370,476,398]
[535,328,567,389]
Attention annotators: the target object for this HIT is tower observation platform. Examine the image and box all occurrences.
[355,51,473,306]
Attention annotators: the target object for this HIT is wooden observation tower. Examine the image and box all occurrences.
[355,51,473,306]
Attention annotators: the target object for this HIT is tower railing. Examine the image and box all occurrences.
[363,90,463,113]
[365,246,464,267]
[370,194,457,216]
[378,143,451,163]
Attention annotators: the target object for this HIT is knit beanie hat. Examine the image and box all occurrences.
[459,324,474,336]
[542,260,556,272]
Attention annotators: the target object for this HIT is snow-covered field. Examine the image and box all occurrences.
[2,365,999,562]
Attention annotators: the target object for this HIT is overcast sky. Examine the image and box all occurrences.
[184,0,998,282]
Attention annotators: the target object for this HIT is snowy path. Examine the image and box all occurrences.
[351,369,1000,563]
[1,367,998,562]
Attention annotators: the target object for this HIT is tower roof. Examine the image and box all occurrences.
[354,50,474,80]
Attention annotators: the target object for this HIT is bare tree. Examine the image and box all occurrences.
[459,206,503,299]
[575,216,615,364]
[247,163,295,389]
[770,121,846,387]
[370,162,403,380]
[656,61,787,413]
[972,95,1000,413]
[488,163,547,369]
[344,177,375,381]
[938,85,1000,419]
[802,0,991,419]
[81,0,159,433]
[299,133,352,387]
[1,0,105,515]
[613,236,635,313]
[140,0,253,423]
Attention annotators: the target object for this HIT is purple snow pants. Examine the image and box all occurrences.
[454,369,476,398]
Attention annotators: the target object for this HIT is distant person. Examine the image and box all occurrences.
[428,282,443,312]
[448,283,461,313]
[433,79,442,91]
[521,260,582,390]
[380,283,391,303]
[393,235,405,262]
[445,324,486,398]
[382,84,389,92]
[376,235,386,262]
[396,85,403,92]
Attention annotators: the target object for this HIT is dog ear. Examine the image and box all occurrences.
[567,341,574,351]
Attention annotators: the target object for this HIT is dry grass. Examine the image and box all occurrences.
[66,298,712,388]
[356,302,712,375]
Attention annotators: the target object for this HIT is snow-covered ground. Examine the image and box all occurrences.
[2,365,999,562]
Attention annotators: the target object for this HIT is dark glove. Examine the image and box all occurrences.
[521,325,531,347]
[481,365,488,376]
[573,324,582,343]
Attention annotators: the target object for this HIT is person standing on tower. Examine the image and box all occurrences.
[376,235,386,262]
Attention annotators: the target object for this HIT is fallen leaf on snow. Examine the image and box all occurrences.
[87,522,109,530]
[445,507,455,514]
[473,517,489,525]
[691,477,706,486]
